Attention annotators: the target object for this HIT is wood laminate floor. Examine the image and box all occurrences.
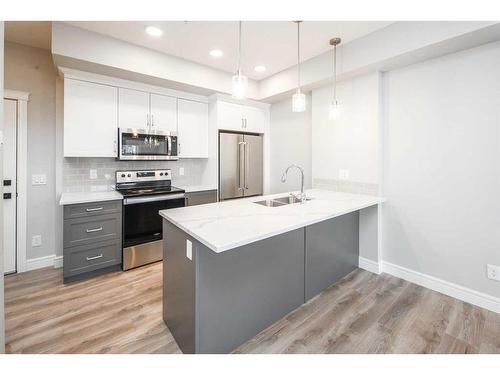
[4,263,499,354]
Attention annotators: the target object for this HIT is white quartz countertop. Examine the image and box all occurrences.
[159,189,385,253]
[59,191,123,205]
[180,185,218,193]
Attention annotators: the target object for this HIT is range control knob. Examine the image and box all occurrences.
[160,172,164,176]
[127,174,131,178]
[121,174,126,178]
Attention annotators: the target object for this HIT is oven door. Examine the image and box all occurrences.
[118,128,178,160]
[122,193,185,270]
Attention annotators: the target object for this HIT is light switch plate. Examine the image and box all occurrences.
[186,239,192,260]
[179,167,185,176]
[32,174,47,185]
[89,169,98,180]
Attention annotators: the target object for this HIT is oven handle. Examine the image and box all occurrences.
[123,193,186,205]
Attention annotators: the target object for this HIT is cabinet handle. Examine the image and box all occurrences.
[86,207,103,212]
[86,226,103,233]
[146,114,150,128]
[86,254,103,261]
[151,114,154,127]
[113,140,117,155]
[178,143,181,155]
[241,118,245,129]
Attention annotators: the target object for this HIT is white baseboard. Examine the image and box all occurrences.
[54,256,63,269]
[381,261,500,314]
[26,255,63,271]
[358,256,381,274]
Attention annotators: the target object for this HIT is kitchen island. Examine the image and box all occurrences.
[159,189,384,353]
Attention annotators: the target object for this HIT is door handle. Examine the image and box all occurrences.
[237,141,245,190]
[86,254,103,261]
[86,226,103,233]
[244,142,249,189]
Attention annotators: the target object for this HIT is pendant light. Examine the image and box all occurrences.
[292,21,306,112]
[232,21,248,100]
[329,37,341,119]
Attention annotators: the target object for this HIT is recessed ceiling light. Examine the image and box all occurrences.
[254,65,266,72]
[145,26,163,37]
[209,49,223,58]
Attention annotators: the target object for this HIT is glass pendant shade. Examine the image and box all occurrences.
[292,88,306,112]
[329,100,341,120]
[231,70,248,100]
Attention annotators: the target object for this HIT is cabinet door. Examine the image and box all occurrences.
[242,106,266,133]
[150,94,177,132]
[217,101,245,131]
[118,88,150,130]
[64,79,118,157]
[177,99,209,158]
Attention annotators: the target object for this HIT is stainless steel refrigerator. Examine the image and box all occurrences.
[219,131,263,200]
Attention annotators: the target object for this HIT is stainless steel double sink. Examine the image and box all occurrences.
[254,195,312,207]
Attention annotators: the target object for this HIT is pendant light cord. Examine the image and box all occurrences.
[333,44,337,102]
[237,21,242,75]
[297,21,301,90]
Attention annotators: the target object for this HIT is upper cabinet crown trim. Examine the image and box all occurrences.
[59,67,209,104]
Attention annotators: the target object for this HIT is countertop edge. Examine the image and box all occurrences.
[160,198,384,253]
[59,192,124,206]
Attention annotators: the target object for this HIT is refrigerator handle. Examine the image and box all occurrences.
[244,142,249,189]
[238,141,245,190]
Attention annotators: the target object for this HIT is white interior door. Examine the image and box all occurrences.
[3,99,17,274]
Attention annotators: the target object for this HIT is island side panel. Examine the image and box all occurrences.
[163,220,196,354]
[196,228,305,354]
[305,211,359,301]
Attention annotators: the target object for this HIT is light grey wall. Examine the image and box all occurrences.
[269,95,312,194]
[0,21,6,354]
[382,40,500,297]
[311,72,380,195]
[4,41,57,261]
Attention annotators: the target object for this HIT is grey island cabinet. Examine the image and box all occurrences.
[160,189,384,354]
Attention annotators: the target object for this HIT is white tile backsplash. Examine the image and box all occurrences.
[63,157,208,193]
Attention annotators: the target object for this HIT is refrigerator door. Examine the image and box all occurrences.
[242,134,263,197]
[219,132,245,200]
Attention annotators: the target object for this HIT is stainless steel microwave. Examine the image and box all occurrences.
[118,128,178,161]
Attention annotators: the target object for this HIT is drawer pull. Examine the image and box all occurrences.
[86,207,103,212]
[86,254,103,261]
[86,226,103,233]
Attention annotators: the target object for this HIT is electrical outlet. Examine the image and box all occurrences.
[32,235,42,247]
[487,264,500,281]
[179,167,185,176]
[339,169,350,181]
[89,169,98,180]
[186,239,192,260]
[32,174,47,185]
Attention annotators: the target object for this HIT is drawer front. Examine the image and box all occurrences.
[64,200,122,219]
[64,213,121,248]
[64,240,122,277]
[185,190,218,206]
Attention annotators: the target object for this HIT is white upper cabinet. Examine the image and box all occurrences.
[64,79,118,157]
[118,88,150,129]
[217,101,266,133]
[150,94,177,132]
[177,99,209,158]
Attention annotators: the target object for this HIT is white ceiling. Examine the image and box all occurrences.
[66,21,393,80]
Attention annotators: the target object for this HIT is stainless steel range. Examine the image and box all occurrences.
[115,169,185,270]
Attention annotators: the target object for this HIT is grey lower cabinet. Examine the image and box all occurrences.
[162,213,360,354]
[63,200,122,283]
[185,190,218,206]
